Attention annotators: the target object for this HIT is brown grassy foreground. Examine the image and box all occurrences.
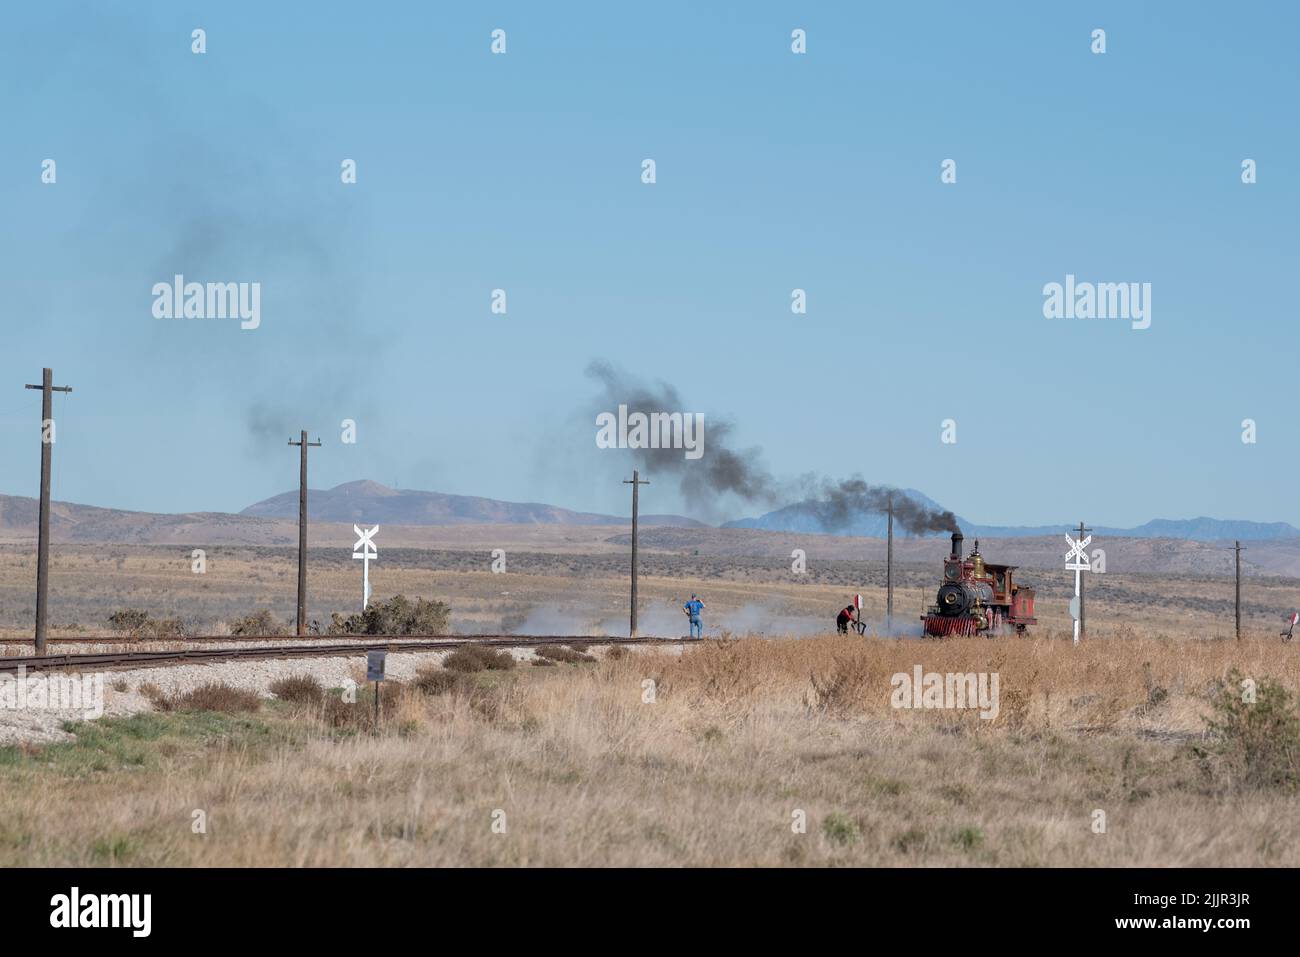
[1,633,1298,866]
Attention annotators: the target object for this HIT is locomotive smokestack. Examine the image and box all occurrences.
[951,531,963,559]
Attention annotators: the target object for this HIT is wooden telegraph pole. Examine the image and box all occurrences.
[623,470,649,637]
[886,493,894,634]
[1234,540,1244,641]
[288,430,322,635]
[24,368,72,653]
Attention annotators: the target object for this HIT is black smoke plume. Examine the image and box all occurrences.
[805,477,960,534]
[585,361,959,535]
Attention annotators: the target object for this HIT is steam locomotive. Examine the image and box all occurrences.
[922,532,1037,637]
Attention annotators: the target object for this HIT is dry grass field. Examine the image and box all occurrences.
[1,634,1297,866]
[1,533,1297,867]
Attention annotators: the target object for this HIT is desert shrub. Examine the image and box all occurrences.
[442,646,516,673]
[466,682,526,725]
[412,667,469,696]
[1195,669,1300,792]
[320,682,405,732]
[821,813,859,846]
[952,826,984,851]
[106,609,151,636]
[147,617,186,639]
[997,687,1032,730]
[806,655,871,717]
[411,667,524,727]
[320,695,376,732]
[106,609,186,639]
[229,610,290,637]
[688,638,759,706]
[376,681,405,709]
[533,645,596,664]
[154,682,262,714]
[892,827,928,853]
[327,595,451,636]
[269,674,325,704]
[604,646,628,661]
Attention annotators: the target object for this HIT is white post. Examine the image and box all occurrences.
[1065,532,1090,647]
[353,525,379,611]
[1072,568,1081,646]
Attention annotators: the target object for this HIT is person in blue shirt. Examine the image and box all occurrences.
[683,594,705,640]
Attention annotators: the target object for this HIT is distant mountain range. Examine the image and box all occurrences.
[0,480,1294,545]
[240,480,704,528]
[722,488,1300,542]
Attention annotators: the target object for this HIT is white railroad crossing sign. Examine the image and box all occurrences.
[1064,533,1092,646]
[353,525,379,609]
[1064,534,1092,572]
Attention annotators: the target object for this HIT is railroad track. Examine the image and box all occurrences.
[0,634,497,645]
[0,635,679,675]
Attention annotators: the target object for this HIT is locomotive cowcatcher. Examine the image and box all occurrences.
[922,532,1037,637]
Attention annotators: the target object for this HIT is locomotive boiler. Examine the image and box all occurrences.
[922,532,1037,637]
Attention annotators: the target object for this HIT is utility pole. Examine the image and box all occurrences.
[623,470,649,637]
[886,493,894,635]
[24,368,72,654]
[1077,520,1091,641]
[288,430,322,636]
[1232,540,1242,639]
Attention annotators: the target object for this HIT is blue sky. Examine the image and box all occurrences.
[1,1,1296,528]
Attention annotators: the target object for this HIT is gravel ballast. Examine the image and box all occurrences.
[0,642,679,745]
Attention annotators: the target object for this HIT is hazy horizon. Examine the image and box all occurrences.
[3,476,1298,540]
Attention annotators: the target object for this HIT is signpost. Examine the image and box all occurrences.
[1064,532,1092,646]
[352,525,379,610]
[366,650,386,727]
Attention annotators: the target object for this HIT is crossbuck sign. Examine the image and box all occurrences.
[353,525,379,609]
[1064,533,1091,645]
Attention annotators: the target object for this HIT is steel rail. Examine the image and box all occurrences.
[0,633,665,645]
[0,635,680,675]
